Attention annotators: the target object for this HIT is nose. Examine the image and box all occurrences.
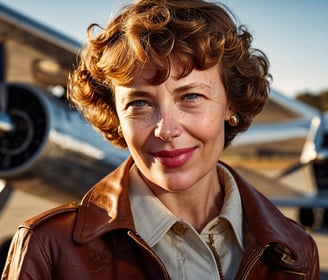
[154,109,182,142]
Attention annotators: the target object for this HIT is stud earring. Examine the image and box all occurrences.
[117,126,124,138]
[228,114,239,127]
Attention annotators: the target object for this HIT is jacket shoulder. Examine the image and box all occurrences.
[20,202,80,230]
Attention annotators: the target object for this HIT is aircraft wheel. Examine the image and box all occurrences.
[299,208,315,227]
[323,209,328,227]
[299,208,325,229]
[0,236,12,275]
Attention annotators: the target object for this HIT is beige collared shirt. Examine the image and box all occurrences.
[128,163,244,280]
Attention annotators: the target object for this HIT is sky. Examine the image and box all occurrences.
[1,0,327,98]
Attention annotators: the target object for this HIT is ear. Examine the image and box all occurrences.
[225,105,234,121]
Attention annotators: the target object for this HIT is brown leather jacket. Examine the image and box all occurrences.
[2,157,319,279]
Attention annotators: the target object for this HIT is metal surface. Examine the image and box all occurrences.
[0,83,129,200]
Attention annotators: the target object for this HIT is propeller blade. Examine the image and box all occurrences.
[0,83,14,134]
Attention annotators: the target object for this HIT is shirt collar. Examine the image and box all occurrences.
[128,163,244,250]
[128,164,178,247]
[201,163,245,251]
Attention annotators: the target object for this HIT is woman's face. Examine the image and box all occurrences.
[114,64,231,193]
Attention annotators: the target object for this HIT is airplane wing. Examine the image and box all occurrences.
[234,165,328,208]
[0,2,80,89]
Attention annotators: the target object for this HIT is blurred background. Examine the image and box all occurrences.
[0,0,327,278]
[1,0,327,99]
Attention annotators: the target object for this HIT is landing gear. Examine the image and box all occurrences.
[0,236,12,274]
[299,208,327,229]
[299,208,315,227]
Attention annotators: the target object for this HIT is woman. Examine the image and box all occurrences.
[2,0,319,279]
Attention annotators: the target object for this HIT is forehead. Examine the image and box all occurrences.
[114,63,222,90]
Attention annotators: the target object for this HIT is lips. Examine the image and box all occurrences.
[151,147,195,168]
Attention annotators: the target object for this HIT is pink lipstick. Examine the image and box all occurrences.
[151,147,195,168]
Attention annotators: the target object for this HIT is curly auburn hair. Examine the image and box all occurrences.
[67,0,271,148]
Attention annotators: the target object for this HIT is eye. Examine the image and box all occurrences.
[182,93,202,103]
[128,99,149,108]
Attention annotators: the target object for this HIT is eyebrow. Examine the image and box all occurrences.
[119,82,213,98]
[121,89,149,98]
[173,82,213,94]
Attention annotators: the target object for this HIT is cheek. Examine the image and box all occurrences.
[197,111,226,136]
[202,115,226,156]
[120,120,149,149]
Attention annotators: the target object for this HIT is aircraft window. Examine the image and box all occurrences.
[33,59,68,87]
[35,59,61,74]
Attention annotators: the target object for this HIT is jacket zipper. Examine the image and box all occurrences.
[240,244,269,279]
[240,244,307,279]
[279,270,307,278]
[275,250,307,278]
[127,230,171,280]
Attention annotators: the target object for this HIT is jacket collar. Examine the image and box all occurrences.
[221,162,303,263]
[73,157,135,243]
[73,157,304,263]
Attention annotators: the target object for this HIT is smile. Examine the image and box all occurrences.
[151,147,195,168]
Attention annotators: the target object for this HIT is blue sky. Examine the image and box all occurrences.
[1,0,327,97]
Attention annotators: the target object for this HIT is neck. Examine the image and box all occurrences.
[144,170,224,232]
[165,190,224,232]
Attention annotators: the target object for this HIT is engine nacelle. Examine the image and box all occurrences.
[0,83,128,199]
[0,83,49,176]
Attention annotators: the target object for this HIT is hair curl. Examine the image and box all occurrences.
[68,0,271,148]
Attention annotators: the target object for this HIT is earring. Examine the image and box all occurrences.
[228,114,239,127]
[117,126,124,138]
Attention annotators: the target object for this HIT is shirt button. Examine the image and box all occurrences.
[171,222,188,235]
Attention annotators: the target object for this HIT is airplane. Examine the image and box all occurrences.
[0,2,327,273]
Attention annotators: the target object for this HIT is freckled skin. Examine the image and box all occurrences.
[114,64,232,197]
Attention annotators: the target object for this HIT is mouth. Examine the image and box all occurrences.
[151,147,195,168]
